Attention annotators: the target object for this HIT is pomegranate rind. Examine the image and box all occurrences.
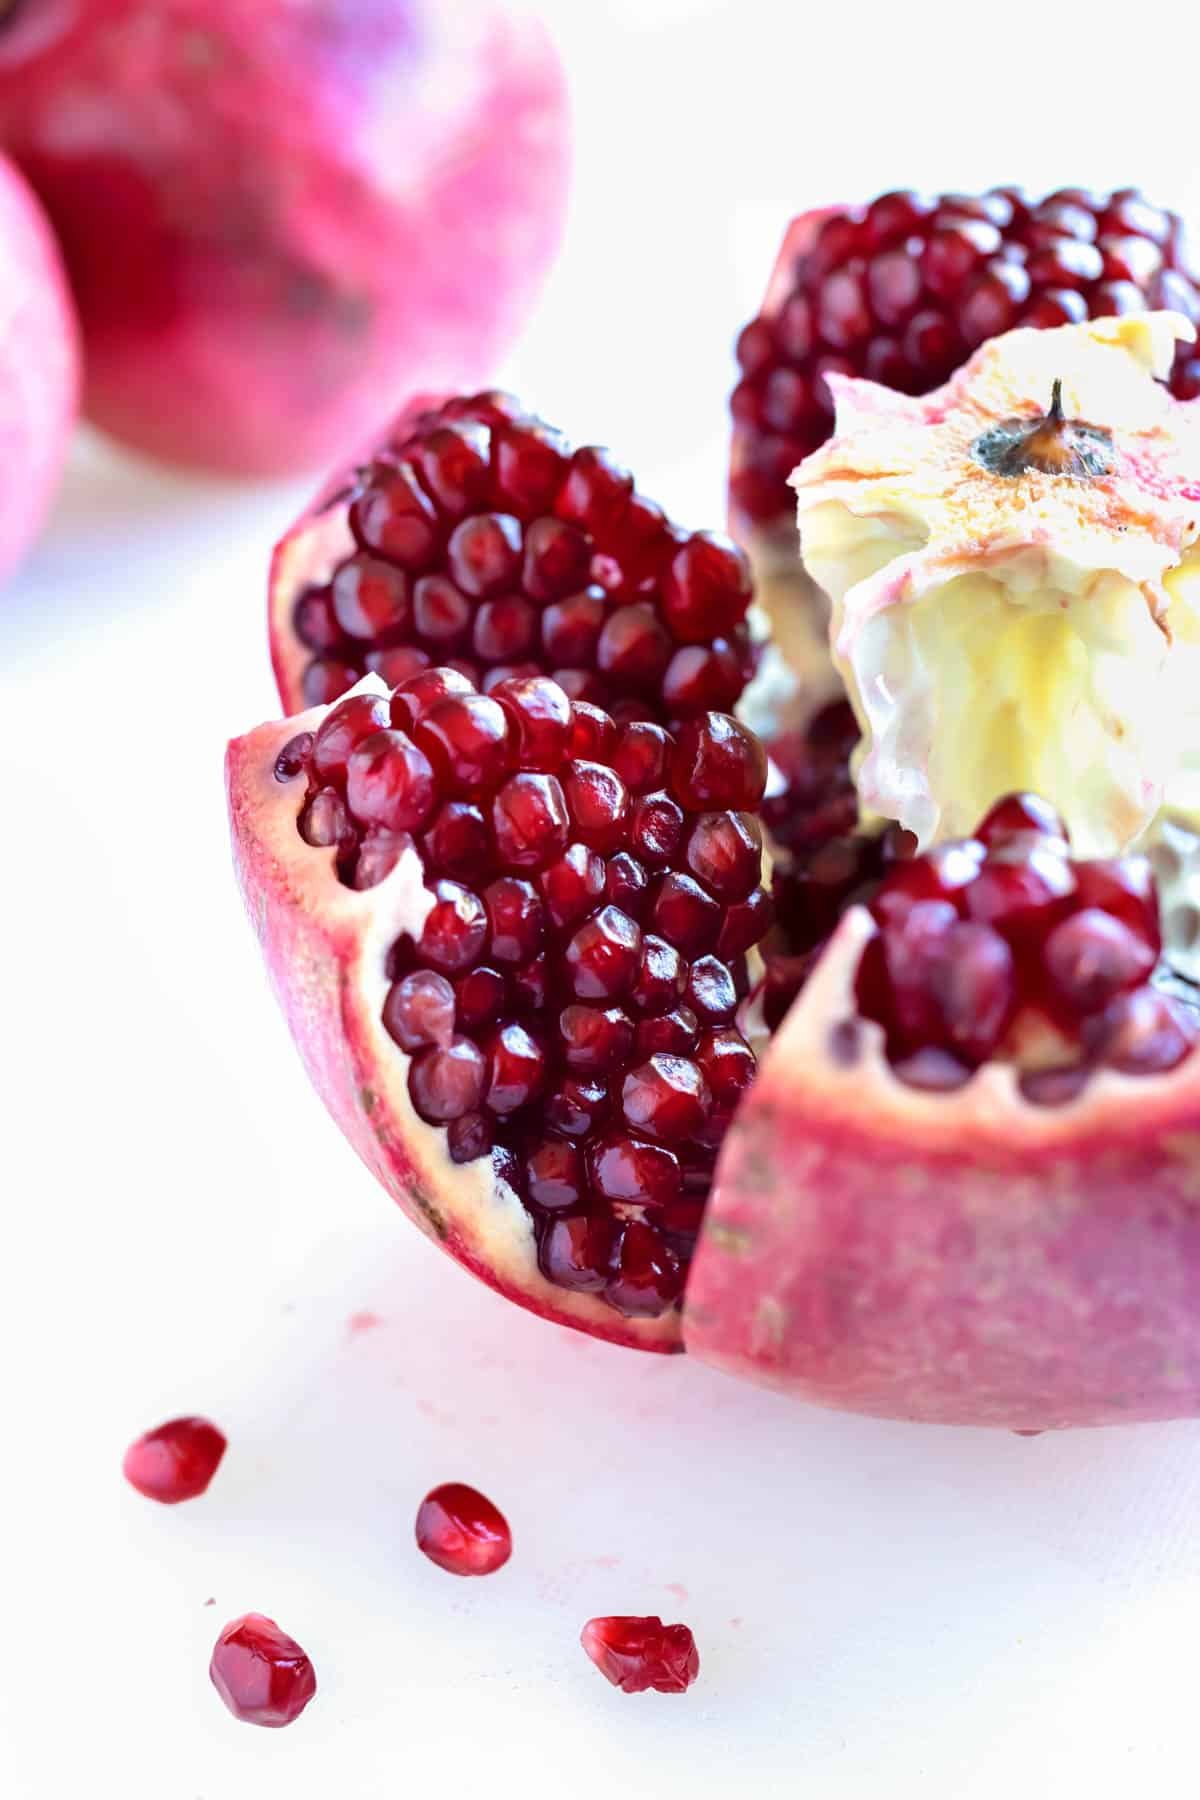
[729,209,845,741]
[686,906,1200,1428]
[0,152,78,584]
[226,691,681,1353]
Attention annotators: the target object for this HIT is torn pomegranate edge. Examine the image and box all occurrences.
[225,680,683,1353]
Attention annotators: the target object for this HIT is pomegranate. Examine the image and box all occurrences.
[268,391,756,717]
[415,1482,512,1577]
[580,1616,700,1695]
[122,1416,226,1503]
[227,667,770,1351]
[0,149,78,583]
[0,1,569,476]
[730,186,1200,728]
[686,795,1200,1429]
[210,1614,316,1728]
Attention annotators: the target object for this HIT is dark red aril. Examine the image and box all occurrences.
[415,1482,512,1576]
[123,1416,226,1504]
[209,1614,317,1728]
[580,1615,700,1695]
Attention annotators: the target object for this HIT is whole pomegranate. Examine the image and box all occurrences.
[0,149,78,582]
[0,0,569,475]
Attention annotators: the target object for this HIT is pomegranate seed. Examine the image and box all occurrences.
[650,872,721,955]
[417,881,488,973]
[367,644,432,686]
[685,811,762,899]
[527,1139,585,1210]
[544,1076,608,1138]
[586,1131,682,1207]
[1042,909,1156,1017]
[1074,857,1160,952]
[568,701,618,761]
[596,604,672,690]
[484,1023,546,1114]
[210,1614,316,1728]
[415,1482,512,1577]
[1019,1064,1092,1107]
[606,1221,683,1317]
[123,1416,226,1503]
[274,732,314,782]
[538,1211,613,1291]
[1027,238,1104,288]
[871,840,984,926]
[636,1006,700,1056]
[350,461,440,568]
[670,714,767,809]
[411,421,492,517]
[483,877,545,964]
[891,1047,973,1091]
[660,535,751,645]
[541,588,606,665]
[696,1027,757,1105]
[560,1005,635,1072]
[493,674,571,770]
[964,843,1076,938]
[411,573,472,647]
[1083,989,1195,1075]
[414,694,511,795]
[606,851,650,917]
[303,656,361,705]
[409,1036,486,1122]
[491,771,570,870]
[331,554,410,641]
[977,792,1067,848]
[390,666,475,730]
[718,888,775,958]
[930,920,1017,1063]
[494,418,570,516]
[449,1112,493,1163]
[686,956,738,1022]
[540,842,607,928]
[563,762,630,853]
[346,729,436,831]
[293,584,343,651]
[630,934,687,1013]
[555,446,633,536]
[580,1616,699,1695]
[630,792,686,866]
[426,800,490,878]
[456,965,507,1031]
[299,787,354,851]
[565,906,643,1000]
[313,692,392,782]
[446,513,522,598]
[621,1055,711,1143]
[384,970,456,1050]
[867,248,923,326]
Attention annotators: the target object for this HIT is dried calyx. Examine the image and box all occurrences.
[972,378,1114,478]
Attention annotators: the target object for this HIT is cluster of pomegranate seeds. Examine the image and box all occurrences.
[415,1482,513,1577]
[580,1616,700,1694]
[277,670,772,1313]
[854,793,1196,1097]
[293,390,755,721]
[210,1613,317,1728]
[730,186,1200,534]
[122,1415,227,1504]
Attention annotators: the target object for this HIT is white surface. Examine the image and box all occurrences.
[5,2,1200,1794]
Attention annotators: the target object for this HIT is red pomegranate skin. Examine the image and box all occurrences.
[226,698,682,1355]
[0,150,78,582]
[688,907,1200,1429]
[0,0,569,475]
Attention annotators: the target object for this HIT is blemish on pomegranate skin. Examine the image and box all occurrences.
[415,1482,512,1576]
[122,1416,227,1504]
[347,1309,384,1336]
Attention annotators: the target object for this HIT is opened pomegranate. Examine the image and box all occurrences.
[228,666,771,1350]
[269,391,756,717]
[0,1,568,475]
[730,185,1200,725]
[0,149,78,584]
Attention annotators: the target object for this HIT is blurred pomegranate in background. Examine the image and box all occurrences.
[0,0,570,476]
[0,148,78,583]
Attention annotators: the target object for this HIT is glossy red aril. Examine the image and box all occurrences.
[122,1416,227,1504]
[580,1616,700,1695]
[849,792,1191,1092]
[210,1614,317,1728]
[230,669,771,1345]
[272,395,756,719]
[730,186,1200,538]
[415,1482,512,1576]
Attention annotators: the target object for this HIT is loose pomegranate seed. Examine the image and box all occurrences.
[210,1614,317,1728]
[580,1616,700,1695]
[415,1482,512,1577]
[731,185,1200,534]
[123,1416,226,1503]
[290,675,771,1312]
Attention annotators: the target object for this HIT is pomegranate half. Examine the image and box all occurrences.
[0,149,78,583]
[0,0,569,476]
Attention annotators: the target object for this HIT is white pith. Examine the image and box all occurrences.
[789,313,1200,860]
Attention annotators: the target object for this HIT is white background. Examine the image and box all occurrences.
[5,2,1200,1795]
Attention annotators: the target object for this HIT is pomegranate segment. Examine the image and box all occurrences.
[270,394,755,718]
[122,1416,227,1504]
[580,1616,700,1695]
[228,672,771,1348]
[415,1482,512,1577]
[730,185,1200,545]
[209,1614,316,1728]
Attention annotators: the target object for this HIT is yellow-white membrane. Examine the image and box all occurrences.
[790,313,1200,857]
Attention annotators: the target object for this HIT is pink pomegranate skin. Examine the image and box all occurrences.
[0,1,569,475]
[225,702,682,1355]
[0,150,78,582]
[687,908,1200,1429]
